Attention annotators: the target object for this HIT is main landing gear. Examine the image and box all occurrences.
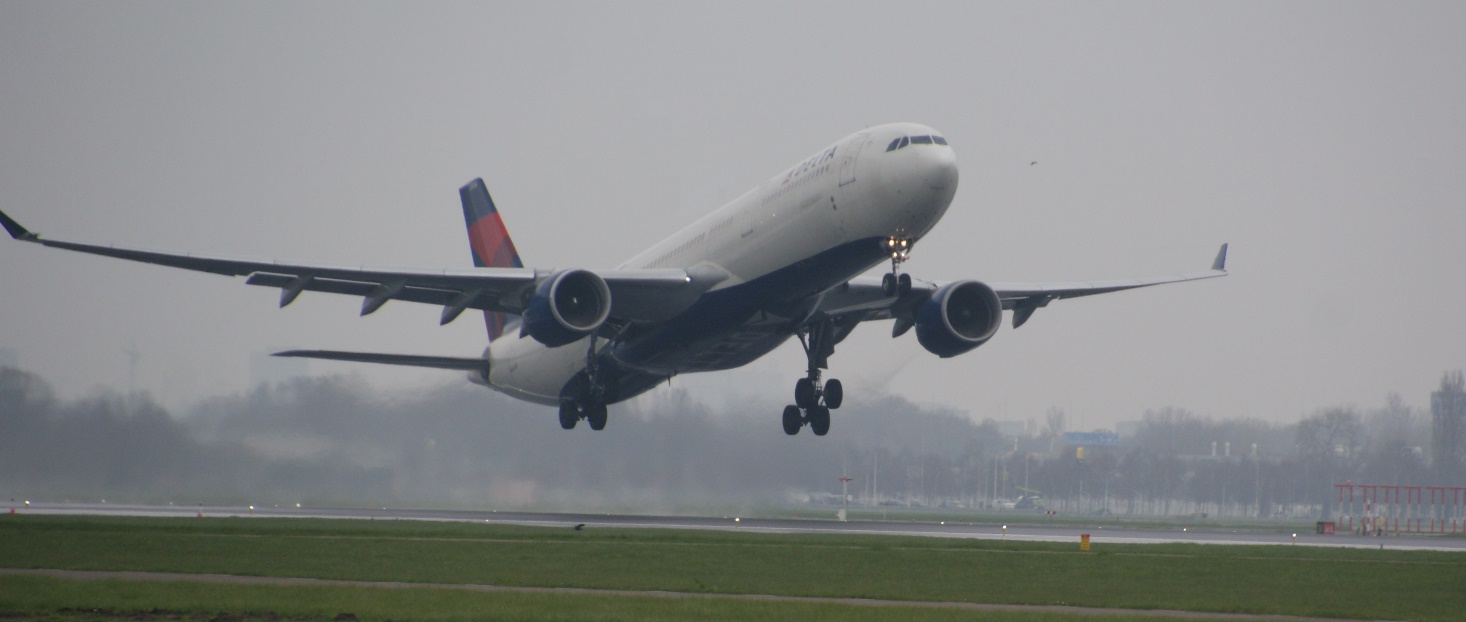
[783,320,843,436]
[880,233,914,297]
[559,401,608,431]
[560,334,612,431]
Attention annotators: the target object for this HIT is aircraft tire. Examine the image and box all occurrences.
[782,405,802,435]
[794,378,817,409]
[586,403,608,430]
[558,403,579,430]
[823,378,843,409]
[808,405,831,436]
[897,273,912,296]
[882,273,897,297]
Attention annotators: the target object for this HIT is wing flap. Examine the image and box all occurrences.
[245,273,467,309]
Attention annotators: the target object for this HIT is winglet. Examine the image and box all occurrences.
[1211,243,1228,271]
[0,209,39,241]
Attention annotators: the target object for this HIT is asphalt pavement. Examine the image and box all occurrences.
[10,501,1465,552]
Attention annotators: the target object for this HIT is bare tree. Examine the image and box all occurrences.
[1361,392,1427,484]
[1044,407,1066,438]
[1432,370,1466,481]
[1295,407,1363,518]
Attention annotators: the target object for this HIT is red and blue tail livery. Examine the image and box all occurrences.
[460,178,523,340]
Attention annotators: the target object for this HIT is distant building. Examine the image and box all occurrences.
[994,420,1027,438]
[1115,420,1141,438]
[249,349,308,388]
[1432,371,1465,479]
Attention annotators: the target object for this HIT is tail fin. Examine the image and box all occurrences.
[460,178,523,341]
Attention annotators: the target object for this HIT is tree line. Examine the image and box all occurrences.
[0,365,1458,518]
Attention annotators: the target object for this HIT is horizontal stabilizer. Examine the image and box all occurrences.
[273,349,488,373]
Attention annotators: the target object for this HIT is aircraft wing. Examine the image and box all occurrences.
[0,209,702,326]
[817,244,1228,329]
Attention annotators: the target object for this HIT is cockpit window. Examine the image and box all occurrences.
[887,134,948,152]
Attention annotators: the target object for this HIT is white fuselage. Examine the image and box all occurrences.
[481,123,959,405]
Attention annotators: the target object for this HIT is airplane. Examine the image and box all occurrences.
[0,122,1227,436]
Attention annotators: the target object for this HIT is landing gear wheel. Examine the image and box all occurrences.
[823,379,843,409]
[782,405,802,436]
[897,273,912,296]
[882,272,897,297]
[807,405,831,436]
[794,378,817,409]
[558,403,579,430]
[586,403,608,430]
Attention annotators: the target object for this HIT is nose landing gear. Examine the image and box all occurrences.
[881,234,914,297]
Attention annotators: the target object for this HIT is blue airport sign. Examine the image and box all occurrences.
[1062,432,1119,446]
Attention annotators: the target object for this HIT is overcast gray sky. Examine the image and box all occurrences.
[2,1,1463,431]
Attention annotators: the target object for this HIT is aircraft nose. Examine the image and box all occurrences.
[921,144,958,190]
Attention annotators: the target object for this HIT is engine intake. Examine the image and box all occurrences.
[523,269,612,347]
[915,280,1002,358]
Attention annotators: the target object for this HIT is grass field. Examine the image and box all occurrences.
[1,515,1462,621]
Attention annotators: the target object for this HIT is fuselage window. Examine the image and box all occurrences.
[886,138,902,152]
[933,135,948,145]
[898,136,909,149]
[911,135,933,145]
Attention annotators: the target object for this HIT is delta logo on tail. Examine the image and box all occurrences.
[459,178,522,341]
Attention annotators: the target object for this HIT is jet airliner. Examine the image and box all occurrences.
[0,123,1226,435]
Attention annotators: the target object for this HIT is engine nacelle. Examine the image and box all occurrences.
[523,269,612,347]
[915,280,1003,358]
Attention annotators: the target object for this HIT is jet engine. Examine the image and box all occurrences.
[523,269,612,347]
[915,280,1002,358]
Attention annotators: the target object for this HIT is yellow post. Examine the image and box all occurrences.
[1080,533,1091,551]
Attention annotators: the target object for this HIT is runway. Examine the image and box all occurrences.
[11,501,1466,552]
